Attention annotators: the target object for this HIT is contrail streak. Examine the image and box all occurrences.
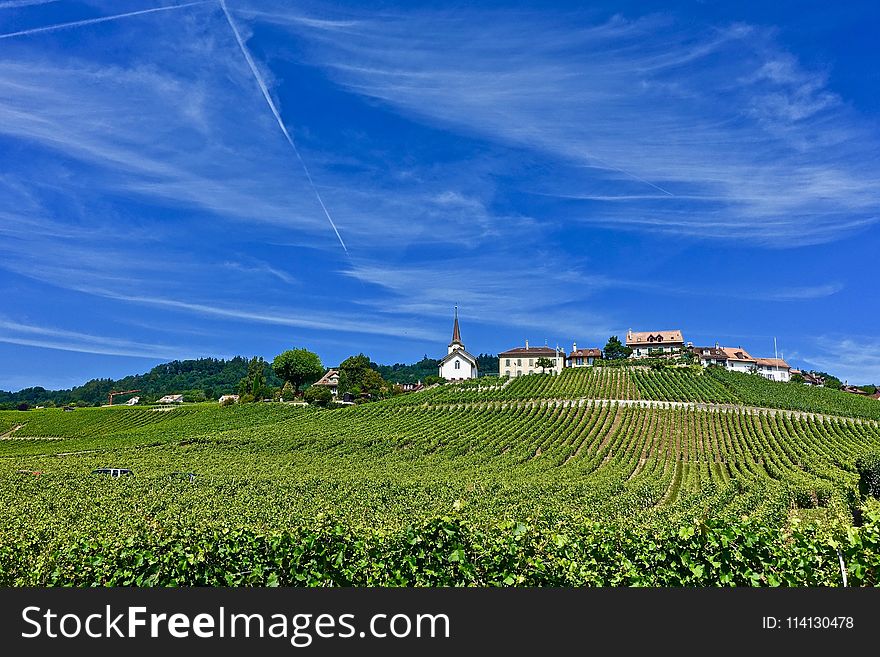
[585,155,674,196]
[219,0,349,254]
[0,0,211,40]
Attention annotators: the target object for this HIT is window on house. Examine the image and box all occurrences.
[517,359,521,366]
[454,360,460,370]
[505,359,510,366]
[529,359,534,366]
[576,357,583,365]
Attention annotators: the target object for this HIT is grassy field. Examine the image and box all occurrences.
[1,369,879,586]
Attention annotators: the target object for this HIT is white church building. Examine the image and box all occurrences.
[438,307,479,380]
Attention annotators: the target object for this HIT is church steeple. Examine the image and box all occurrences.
[448,305,464,353]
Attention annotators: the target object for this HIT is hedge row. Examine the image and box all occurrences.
[2,504,879,587]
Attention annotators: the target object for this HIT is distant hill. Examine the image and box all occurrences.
[0,357,282,408]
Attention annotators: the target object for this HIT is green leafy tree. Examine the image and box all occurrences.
[304,385,332,406]
[603,336,632,360]
[535,357,554,374]
[424,375,445,386]
[280,381,296,401]
[824,376,842,390]
[239,356,268,400]
[272,348,324,394]
[790,373,805,384]
[361,368,386,397]
[338,354,373,394]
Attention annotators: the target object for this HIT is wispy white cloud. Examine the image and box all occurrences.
[0,22,338,242]
[254,6,880,246]
[800,338,880,385]
[343,257,842,344]
[0,0,61,9]
[0,1,212,40]
[0,318,215,360]
[82,288,444,342]
[222,260,298,286]
[343,260,617,341]
[749,283,844,301]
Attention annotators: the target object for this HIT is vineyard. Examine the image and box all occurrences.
[1,367,880,586]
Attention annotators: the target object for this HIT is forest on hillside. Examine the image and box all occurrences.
[0,353,501,408]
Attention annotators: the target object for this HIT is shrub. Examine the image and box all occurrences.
[280,381,297,402]
[857,451,880,499]
[304,385,332,406]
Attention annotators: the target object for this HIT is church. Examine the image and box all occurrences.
[438,307,479,380]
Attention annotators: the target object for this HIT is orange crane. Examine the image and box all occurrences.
[108,389,140,406]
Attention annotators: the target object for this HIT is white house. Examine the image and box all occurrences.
[438,307,479,380]
[566,343,602,367]
[156,394,184,404]
[714,347,791,382]
[755,358,791,383]
[313,369,340,397]
[720,347,757,373]
[690,344,728,367]
[499,340,565,376]
[626,329,685,358]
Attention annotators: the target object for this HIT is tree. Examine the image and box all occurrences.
[361,368,386,397]
[603,336,632,360]
[272,348,324,394]
[280,381,296,401]
[424,375,445,386]
[790,372,805,384]
[535,357,554,374]
[338,354,373,394]
[304,385,332,406]
[824,376,842,390]
[239,356,270,400]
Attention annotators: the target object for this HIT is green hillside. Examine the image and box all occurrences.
[390,367,880,421]
[1,367,880,586]
[0,357,283,408]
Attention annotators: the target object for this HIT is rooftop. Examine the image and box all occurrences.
[499,346,561,357]
[625,329,684,345]
[567,348,603,359]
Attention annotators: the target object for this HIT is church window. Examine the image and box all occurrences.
[454,360,460,370]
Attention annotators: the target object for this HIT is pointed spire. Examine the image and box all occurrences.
[451,305,461,344]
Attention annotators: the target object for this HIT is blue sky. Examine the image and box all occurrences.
[1,0,878,389]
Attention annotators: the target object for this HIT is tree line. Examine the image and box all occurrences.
[0,351,502,410]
